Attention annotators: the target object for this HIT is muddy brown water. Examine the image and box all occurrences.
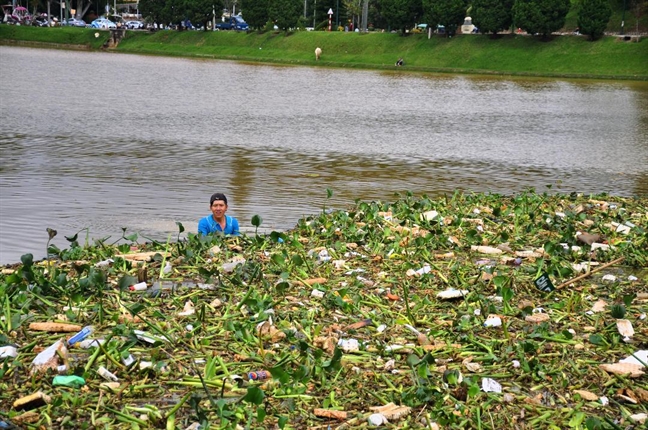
[1,46,647,264]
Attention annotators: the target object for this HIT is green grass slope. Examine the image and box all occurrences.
[2,26,647,80]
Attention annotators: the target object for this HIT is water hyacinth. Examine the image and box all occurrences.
[0,190,646,429]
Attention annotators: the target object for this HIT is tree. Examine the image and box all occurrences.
[577,0,611,40]
[183,0,217,30]
[268,0,302,30]
[244,0,270,30]
[471,0,514,35]
[342,0,362,29]
[139,0,167,24]
[377,0,421,33]
[422,0,467,36]
[512,0,570,38]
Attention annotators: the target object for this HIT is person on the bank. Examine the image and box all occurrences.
[198,193,240,236]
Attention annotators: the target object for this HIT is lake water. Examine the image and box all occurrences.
[1,46,647,264]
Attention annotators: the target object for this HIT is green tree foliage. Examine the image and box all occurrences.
[512,0,571,38]
[378,0,422,33]
[471,0,514,35]
[184,0,218,30]
[268,0,302,30]
[422,0,468,36]
[139,0,166,24]
[245,0,270,29]
[578,0,611,40]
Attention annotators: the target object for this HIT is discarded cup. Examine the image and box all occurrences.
[129,282,148,291]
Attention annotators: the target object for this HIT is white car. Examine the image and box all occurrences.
[126,20,144,29]
[90,18,117,29]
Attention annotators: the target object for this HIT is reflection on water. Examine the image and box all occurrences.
[0,46,647,264]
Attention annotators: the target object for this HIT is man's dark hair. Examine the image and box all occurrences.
[210,193,228,206]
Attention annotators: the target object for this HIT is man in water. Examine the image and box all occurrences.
[198,193,240,235]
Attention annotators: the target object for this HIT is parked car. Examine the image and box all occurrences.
[215,15,248,31]
[63,17,86,27]
[90,18,116,29]
[125,20,144,29]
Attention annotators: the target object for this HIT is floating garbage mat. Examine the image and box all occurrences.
[0,191,647,429]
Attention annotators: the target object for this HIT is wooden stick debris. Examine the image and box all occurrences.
[556,256,624,289]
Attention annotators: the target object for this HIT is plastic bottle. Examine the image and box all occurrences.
[67,326,93,346]
[53,375,86,388]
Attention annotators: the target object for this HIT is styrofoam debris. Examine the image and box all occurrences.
[591,243,610,251]
[134,330,169,344]
[629,413,647,424]
[484,315,502,327]
[481,378,502,393]
[421,210,439,221]
[599,362,644,378]
[0,345,18,358]
[139,361,154,370]
[368,413,388,426]
[601,274,617,282]
[31,340,68,374]
[77,338,105,349]
[471,245,503,255]
[619,350,648,367]
[338,338,360,353]
[591,299,607,313]
[94,258,114,268]
[599,396,609,406]
[436,288,469,299]
[178,301,195,316]
[616,319,634,338]
[311,289,325,298]
[376,324,387,333]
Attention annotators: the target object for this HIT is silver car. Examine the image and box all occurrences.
[63,17,86,27]
[126,20,144,29]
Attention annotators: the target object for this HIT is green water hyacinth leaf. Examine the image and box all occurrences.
[243,386,265,405]
[622,294,636,307]
[589,334,606,346]
[569,412,585,427]
[118,275,138,290]
[65,233,78,242]
[46,227,57,240]
[251,215,262,228]
[175,221,185,233]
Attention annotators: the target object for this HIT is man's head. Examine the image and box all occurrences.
[210,193,228,206]
[209,193,229,220]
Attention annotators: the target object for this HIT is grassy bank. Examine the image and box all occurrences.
[1,191,647,429]
[2,25,647,80]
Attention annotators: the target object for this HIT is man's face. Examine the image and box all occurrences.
[210,200,228,218]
